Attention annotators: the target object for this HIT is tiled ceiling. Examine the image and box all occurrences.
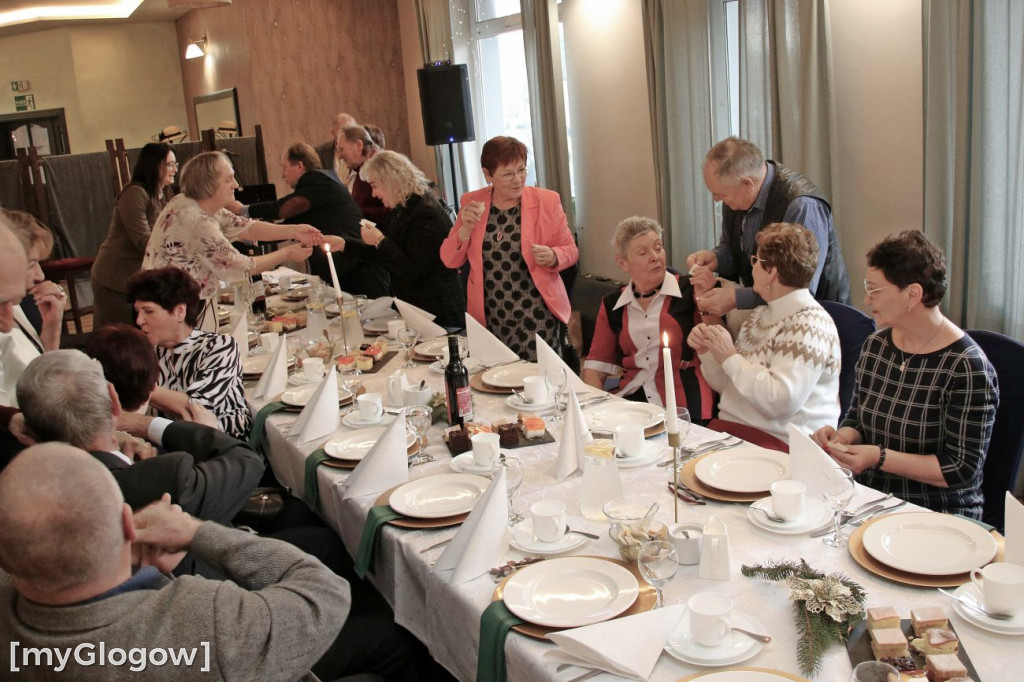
[0,0,186,38]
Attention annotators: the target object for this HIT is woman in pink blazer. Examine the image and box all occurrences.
[440,136,578,361]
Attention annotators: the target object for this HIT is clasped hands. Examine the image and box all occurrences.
[686,250,737,316]
[686,322,736,363]
[131,493,203,575]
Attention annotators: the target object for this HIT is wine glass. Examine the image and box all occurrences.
[822,467,855,547]
[637,540,678,609]
[398,328,420,369]
[850,661,900,682]
[406,406,432,454]
[544,366,568,421]
[493,454,525,525]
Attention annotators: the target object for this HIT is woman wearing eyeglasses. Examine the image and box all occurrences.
[688,223,841,449]
[92,143,178,327]
[812,230,997,518]
[440,136,578,361]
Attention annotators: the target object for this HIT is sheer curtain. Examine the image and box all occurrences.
[923,0,1024,338]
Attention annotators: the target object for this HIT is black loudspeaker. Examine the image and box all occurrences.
[417,65,476,146]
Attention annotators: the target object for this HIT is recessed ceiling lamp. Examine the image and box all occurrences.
[185,36,207,59]
[0,1,144,28]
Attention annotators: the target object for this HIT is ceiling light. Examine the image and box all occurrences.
[185,37,207,60]
[0,1,144,28]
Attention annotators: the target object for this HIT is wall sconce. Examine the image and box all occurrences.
[185,37,207,60]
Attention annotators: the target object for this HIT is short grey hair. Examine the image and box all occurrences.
[612,216,664,258]
[17,350,113,448]
[0,443,125,593]
[180,151,231,200]
[704,137,765,183]
[360,150,430,206]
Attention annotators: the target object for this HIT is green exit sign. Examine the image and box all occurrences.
[14,94,35,111]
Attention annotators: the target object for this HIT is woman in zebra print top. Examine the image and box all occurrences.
[126,267,252,439]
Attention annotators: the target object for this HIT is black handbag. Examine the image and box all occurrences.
[236,486,286,526]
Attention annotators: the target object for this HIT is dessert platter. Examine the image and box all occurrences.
[443,418,554,455]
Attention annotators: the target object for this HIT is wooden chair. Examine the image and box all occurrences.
[42,256,95,335]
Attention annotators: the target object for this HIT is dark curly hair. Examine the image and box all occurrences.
[125,267,204,327]
[83,324,159,412]
[866,230,947,308]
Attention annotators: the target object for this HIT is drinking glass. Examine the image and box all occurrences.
[850,661,899,682]
[353,295,368,319]
[398,328,420,369]
[544,366,568,421]
[675,406,692,441]
[493,455,525,525]
[822,467,855,547]
[637,540,678,609]
[406,406,432,453]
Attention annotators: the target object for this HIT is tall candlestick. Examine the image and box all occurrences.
[662,332,679,437]
[323,243,343,300]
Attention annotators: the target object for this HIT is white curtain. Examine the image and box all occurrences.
[923,0,1024,338]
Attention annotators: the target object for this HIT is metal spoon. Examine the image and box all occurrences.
[937,588,1015,620]
[732,627,772,643]
[750,506,787,524]
[566,526,601,540]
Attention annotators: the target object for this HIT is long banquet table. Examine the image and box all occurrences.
[248,332,1011,681]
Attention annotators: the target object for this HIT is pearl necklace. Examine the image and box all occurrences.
[897,317,946,371]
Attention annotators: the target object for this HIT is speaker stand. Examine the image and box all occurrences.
[446,142,460,213]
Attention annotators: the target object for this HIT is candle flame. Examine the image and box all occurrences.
[323,242,331,253]
[662,331,669,347]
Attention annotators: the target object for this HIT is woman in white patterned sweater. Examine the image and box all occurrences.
[688,223,841,447]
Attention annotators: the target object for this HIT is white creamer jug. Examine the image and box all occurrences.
[698,515,731,581]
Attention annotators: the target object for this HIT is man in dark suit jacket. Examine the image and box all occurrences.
[16,350,263,527]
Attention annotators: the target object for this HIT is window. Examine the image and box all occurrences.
[709,0,741,139]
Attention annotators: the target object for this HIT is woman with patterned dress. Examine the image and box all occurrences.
[689,223,842,447]
[126,267,252,439]
[440,136,578,361]
[813,230,998,518]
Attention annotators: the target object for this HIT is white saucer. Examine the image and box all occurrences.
[342,412,395,428]
[288,371,323,385]
[504,394,555,412]
[509,519,589,555]
[664,610,766,667]
[449,452,499,475]
[615,442,666,469]
[746,496,833,535]
[950,583,1024,635]
[429,358,481,374]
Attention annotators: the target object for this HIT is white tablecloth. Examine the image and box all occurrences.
[248,333,1011,682]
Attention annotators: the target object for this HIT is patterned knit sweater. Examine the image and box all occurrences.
[698,288,841,442]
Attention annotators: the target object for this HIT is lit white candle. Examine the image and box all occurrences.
[323,243,343,301]
[662,331,678,435]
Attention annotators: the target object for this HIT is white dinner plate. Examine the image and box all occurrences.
[694,446,789,493]
[429,358,482,374]
[584,401,665,432]
[413,337,449,359]
[509,519,589,555]
[615,442,666,469]
[664,610,766,667]
[288,371,322,386]
[481,362,538,388]
[504,394,556,412]
[746,496,833,534]
[449,452,499,475]
[323,426,416,461]
[342,411,394,428]
[502,556,639,628]
[861,512,998,576]
[280,384,352,408]
[363,313,402,333]
[389,473,490,518]
[950,583,1024,635]
[242,353,295,376]
[669,671,790,681]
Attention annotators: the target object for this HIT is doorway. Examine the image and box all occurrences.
[0,108,70,160]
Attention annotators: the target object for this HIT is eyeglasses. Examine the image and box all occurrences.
[750,254,767,268]
[497,166,528,182]
[165,162,180,169]
[863,280,894,297]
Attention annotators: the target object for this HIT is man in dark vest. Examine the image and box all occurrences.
[687,137,850,315]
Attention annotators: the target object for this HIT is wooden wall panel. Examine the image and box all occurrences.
[176,0,411,193]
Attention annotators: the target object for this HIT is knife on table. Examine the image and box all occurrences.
[809,499,908,538]
[668,481,706,505]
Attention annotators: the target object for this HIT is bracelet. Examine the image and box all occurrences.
[873,445,887,471]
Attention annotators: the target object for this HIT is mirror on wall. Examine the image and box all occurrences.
[193,88,240,138]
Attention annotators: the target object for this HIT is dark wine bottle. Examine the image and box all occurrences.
[444,335,473,426]
[250,273,267,316]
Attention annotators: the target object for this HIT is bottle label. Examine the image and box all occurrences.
[455,386,473,421]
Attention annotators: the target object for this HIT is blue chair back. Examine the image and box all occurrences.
[819,301,875,423]
[966,329,1024,532]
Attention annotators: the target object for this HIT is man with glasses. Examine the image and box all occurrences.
[687,136,850,316]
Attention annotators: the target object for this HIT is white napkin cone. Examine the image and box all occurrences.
[1004,492,1024,566]
[230,313,248,361]
[290,370,341,444]
[252,334,289,399]
[536,334,589,392]
[394,298,447,339]
[556,388,591,480]
[343,412,410,499]
[386,371,412,407]
[258,266,305,286]
[433,467,509,585]
[361,296,395,319]
[465,314,519,365]
[544,603,686,679]
[788,423,841,501]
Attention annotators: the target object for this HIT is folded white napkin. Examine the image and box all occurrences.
[290,370,341,444]
[394,298,447,339]
[433,468,509,585]
[1004,492,1024,566]
[230,313,248,361]
[343,412,410,499]
[361,296,395,320]
[386,371,412,407]
[556,388,591,480]
[788,423,841,501]
[259,266,305,286]
[544,603,686,679]
[536,334,589,392]
[252,334,289,400]
[464,314,519,365]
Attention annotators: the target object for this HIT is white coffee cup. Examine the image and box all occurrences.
[301,357,324,381]
[688,592,733,647]
[471,432,500,468]
[356,392,384,422]
[387,319,406,339]
[260,332,280,353]
[278,275,292,291]
[970,562,1024,615]
[614,423,645,458]
[669,522,703,565]
[530,500,566,543]
[403,385,432,407]
[769,479,806,522]
[522,376,549,404]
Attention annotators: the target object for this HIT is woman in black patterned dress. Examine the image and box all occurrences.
[125,266,252,439]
